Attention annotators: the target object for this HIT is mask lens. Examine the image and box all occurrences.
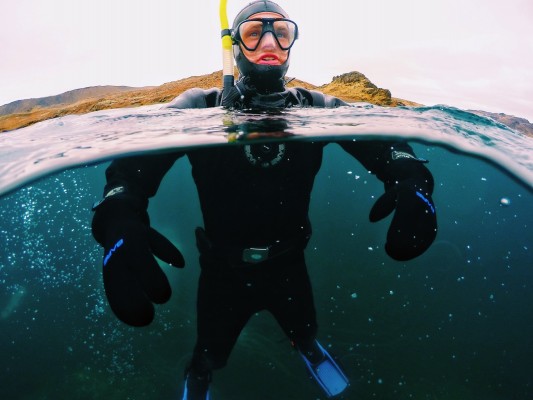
[272,20,296,49]
[237,19,297,51]
[238,20,264,50]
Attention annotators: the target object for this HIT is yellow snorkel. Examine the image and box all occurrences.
[220,0,235,99]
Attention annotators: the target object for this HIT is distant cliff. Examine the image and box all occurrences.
[0,86,140,116]
[468,110,533,137]
[1,70,531,137]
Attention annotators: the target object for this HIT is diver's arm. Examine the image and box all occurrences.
[93,151,184,260]
[90,86,220,327]
[102,152,182,201]
[91,152,186,327]
[315,91,349,108]
[339,141,432,187]
[340,140,437,261]
[103,87,222,197]
[166,88,222,109]
[99,85,222,199]
[291,88,348,108]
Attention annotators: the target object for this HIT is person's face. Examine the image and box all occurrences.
[239,12,289,66]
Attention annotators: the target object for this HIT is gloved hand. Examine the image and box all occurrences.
[370,178,437,261]
[92,199,184,327]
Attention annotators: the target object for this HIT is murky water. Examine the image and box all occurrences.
[0,104,532,399]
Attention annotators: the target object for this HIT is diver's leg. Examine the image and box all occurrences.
[269,252,349,397]
[269,251,318,349]
[183,256,254,400]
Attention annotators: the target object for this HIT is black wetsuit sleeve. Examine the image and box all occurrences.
[166,88,222,109]
[101,88,221,200]
[103,153,183,200]
[317,91,349,108]
[339,141,434,191]
[296,88,432,188]
[292,88,349,108]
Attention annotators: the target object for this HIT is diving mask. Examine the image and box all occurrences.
[232,18,298,51]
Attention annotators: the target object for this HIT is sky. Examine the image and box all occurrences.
[1,0,532,121]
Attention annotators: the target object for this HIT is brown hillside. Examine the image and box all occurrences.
[0,86,141,116]
[3,70,531,138]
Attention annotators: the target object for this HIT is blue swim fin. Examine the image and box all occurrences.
[182,373,210,400]
[299,341,349,397]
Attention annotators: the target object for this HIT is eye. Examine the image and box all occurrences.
[240,21,263,40]
[248,30,260,38]
[275,29,288,38]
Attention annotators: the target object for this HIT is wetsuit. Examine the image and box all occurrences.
[101,86,433,372]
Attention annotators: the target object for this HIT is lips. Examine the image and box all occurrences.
[257,53,280,65]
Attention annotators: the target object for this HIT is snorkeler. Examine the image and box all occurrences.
[91,1,438,399]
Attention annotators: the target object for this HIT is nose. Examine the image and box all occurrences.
[258,31,277,49]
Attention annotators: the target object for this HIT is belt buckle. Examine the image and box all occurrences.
[242,247,270,263]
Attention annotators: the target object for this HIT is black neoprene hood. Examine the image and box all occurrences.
[232,0,293,92]
[233,0,289,26]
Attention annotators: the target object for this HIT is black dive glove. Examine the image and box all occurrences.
[92,194,184,327]
[370,177,437,261]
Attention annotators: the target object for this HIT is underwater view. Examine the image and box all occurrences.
[0,105,532,399]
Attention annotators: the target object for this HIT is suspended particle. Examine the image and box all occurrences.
[499,197,511,206]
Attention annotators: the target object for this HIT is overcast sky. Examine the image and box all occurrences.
[1,0,532,121]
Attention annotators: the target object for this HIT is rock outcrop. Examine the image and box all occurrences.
[319,71,420,107]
